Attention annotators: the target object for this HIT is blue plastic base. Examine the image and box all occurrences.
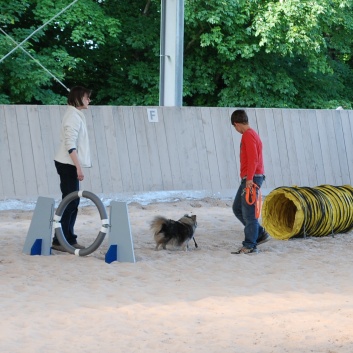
[105,244,118,264]
[30,239,43,255]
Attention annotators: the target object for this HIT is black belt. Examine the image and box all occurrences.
[242,174,265,181]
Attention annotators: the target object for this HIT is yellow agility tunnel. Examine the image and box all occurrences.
[262,185,353,240]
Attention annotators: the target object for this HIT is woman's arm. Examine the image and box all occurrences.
[69,149,84,181]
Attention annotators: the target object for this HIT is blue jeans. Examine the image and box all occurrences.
[232,175,265,249]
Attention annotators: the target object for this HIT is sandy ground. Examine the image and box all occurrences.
[1,198,353,353]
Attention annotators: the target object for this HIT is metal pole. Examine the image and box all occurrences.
[175,0,184,106]
[159,0,167,106]
[159,0,184,107]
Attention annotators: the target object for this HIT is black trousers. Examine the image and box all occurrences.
[53,161,80,245]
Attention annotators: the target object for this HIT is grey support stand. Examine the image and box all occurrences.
[22,196,55,256]
[106,201,136,264]
[23,194,136,264]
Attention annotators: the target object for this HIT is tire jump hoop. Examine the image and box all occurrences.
[53,190,109,256]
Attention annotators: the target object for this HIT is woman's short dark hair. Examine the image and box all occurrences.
[231,109,249,125]
[67,86,92,107]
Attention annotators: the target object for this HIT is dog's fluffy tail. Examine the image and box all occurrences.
[151,216,168,244]
[150,216,168,241]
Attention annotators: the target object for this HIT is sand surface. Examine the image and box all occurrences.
[1,198,353,353]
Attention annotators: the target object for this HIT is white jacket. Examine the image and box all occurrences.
[54,106,92,168]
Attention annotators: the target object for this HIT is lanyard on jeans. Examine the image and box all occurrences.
[245,183,262,219]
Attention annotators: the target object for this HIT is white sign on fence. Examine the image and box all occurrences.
[147,108,159,122]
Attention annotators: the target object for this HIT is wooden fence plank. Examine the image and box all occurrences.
[37,105,59,195]
[0,107,5,196]
[228,107,242,186]
[224,107,241,190]
[298,109,318,186]
[209,108,235,190]
[0,106,15,197]
[201,108,222,191]
[5,105,27,196]
[316,110,341,185]
[291,109,310,186]
[246,108,259,131]
[153,108,174,190]
[122,106,144,192]
[48,105,62,149]
[27,105,49,196]
[134,107,155,190]
[91,106,113,193]
[325,110,343,184]
[315,110,334,184]
[16,106,38,195]
[171,108,194,190]
[263,109,283,187]
[180,107,204,190]
[282,109,301,186]
[82,107,100,193]
[332,109,350,184]
[255,109,276,188]
[340,110,353,184]
[138,106,166,190]
[162,107,184,190]
[101,106,124,193]
[193,107,213,190]
[47,106,62,194]
[139,105,166,190]
[305,109,325,186]
[113,106,134,192]
[272,109,291,187]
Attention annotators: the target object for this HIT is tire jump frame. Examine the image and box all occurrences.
[23,191,136,264]
[53,191,109,257]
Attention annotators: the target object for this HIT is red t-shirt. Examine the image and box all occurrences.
[240,128,264,180]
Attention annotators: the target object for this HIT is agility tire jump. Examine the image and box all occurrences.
[53,190,109,256]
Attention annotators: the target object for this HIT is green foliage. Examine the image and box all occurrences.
[0,0,121,104]
[183,0,353,108]
[88,0,161,105]
[1,0,353,108]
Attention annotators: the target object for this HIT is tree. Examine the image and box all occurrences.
[86,0,161,105]
[0,0,121,104]
[1,0,353,108]
[183,0,353,108]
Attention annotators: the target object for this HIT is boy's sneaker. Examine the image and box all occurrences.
[231,247,258,254]
[257,231,271,245]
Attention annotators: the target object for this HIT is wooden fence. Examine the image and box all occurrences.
[0,105,352,200]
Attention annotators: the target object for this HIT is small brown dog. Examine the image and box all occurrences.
[150,214,198,251]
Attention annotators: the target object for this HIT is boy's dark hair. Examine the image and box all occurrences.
[67,86,91,107]
[231,109,249,125]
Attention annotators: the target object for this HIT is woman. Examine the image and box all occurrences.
[52,86,92,252]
